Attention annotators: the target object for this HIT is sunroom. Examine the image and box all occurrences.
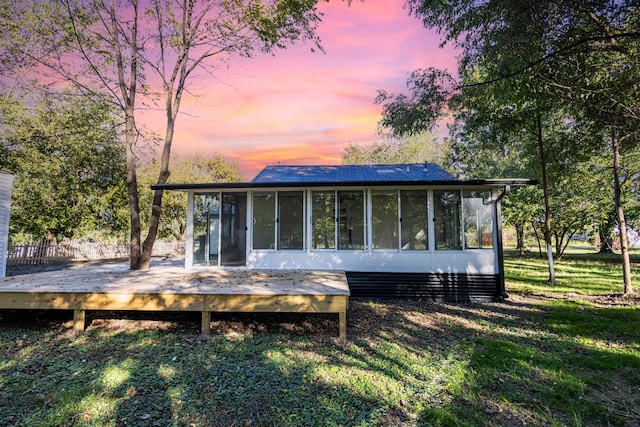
[153,164,533,301]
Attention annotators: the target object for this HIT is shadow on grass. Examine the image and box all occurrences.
[344,297,640,426]
[1,297,639,426]
[0,310,400,425]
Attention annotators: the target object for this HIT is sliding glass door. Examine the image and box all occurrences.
[220,193,247,266]
[193,192,246,266]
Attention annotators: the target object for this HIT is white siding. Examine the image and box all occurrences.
[0,172,14,278]
[244,249,496,274]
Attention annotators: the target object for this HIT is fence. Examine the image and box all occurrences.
[6,240,185,266]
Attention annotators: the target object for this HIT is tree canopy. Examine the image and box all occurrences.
[0,0,325,269]
[0,94,127,243]
[376,0,639,293]
[342,132,450,167]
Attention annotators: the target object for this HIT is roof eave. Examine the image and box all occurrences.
[151,178,537,191]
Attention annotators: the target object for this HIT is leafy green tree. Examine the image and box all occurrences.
[0,94,127,243]
[502,186,542,255]
[536,2,640,291]
[624,149,640,242]
[548,167,601,259]
[342,132,450,167]
[1,0,324,270]
[376,0,639,293]
[137,154,243,241]
[377,65,567,284]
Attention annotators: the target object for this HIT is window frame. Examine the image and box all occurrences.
[337,189,367,251]
[251,191,276,250]
[370,189,400,251]
[400,189,429,251]
[277,190,305,251]
[462,189,495,250]
[433,189,463,251]
[310,189,337,250]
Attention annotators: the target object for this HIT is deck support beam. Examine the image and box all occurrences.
[339,311,347,341]
[73,309,86,334]
[201,311,211,336]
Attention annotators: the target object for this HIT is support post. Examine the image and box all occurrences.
[339,311,347,341]
[73,309,86,334]
[201,311,211,336]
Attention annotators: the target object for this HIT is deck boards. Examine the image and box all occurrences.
[0,266,350,294]
[0,264,349,339]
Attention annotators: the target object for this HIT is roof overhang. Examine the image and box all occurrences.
[152,178,537,192]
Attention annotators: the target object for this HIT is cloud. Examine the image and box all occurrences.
[167,0,458,179]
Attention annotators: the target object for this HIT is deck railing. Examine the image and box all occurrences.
[6,241,185,266]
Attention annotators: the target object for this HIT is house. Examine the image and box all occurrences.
[152,163,534,301]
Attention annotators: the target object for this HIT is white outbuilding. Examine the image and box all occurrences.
[154,163,534,301]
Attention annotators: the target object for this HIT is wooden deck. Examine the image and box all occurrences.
[0,264,350,339]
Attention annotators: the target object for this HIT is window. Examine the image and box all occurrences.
[372,190,398,249]
[252,192,275,249]
[463,190,493,249]
[312,191,335,249]
[434,190,462,250]
[278,191,304,250]
[400,190,428,250]
[338,190,365,250]
[192,193,220,265]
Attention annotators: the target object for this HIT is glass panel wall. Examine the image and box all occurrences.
[221,193,247,265]
[311,191,336,249]
[371,190,398,249]
[252,192,275,249]
[338,190,365,250]
[278,191,304,250]
[434,190,462,250]
[463,190,493,249]
[192,187,495,261]
[400,190,428,250]
[192,193,220,265]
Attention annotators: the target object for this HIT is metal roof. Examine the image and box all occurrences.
[251,163,455,183]
[151,164,535,191]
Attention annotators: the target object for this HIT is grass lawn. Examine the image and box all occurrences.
[1,252,639,426]
[505,246,640,294]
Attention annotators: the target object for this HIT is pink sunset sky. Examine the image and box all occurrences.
[164,0,458,179]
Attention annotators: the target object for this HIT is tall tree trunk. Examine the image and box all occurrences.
[112,0,143,270]
[611,121,634,295]
[138,78,180,269]
[136,2,192,270]
[137,113,174,270]
[536,108,555,284]
[531,220,543,257]
[598,223,614,253]
[125,111,143,270]
[515,223,527,256]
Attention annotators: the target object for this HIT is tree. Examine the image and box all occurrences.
[137,153,243,241]
[342,131,450,166]
[377,68,567,283]
[0,94,128,243]
[1,0,324,270]
[537,2,640,292]
[376,0,639,294]
[502,187,541,255]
